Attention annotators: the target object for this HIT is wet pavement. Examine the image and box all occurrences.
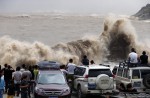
[3,92,150,98]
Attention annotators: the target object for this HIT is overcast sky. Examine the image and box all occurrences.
[0,0,149,15]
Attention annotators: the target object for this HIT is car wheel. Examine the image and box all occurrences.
[143,74,150,89]
[77,86,83,98]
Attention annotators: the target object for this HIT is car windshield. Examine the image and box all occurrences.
[38,73,66,84]
[89,69,113,77]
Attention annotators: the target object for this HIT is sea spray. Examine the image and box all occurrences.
[0,16,149,68]
[0,36,79,67]
[100,16,137,60]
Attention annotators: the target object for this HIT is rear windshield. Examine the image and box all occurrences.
[88,69,113,77]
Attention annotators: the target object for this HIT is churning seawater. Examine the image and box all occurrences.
[0,13,150,68]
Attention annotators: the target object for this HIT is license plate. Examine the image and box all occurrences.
[88,83,96,89]
[49,96,58,98]
[133,82,141,87]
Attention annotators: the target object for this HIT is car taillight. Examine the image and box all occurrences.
[85,75,88,78]
[113,74,115,78]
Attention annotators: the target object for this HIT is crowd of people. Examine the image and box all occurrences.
[0,50,147,98]
[0,64,39,98]
[0,54,94,98]
[119,83,137,93]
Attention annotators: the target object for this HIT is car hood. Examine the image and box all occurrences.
[36,84,69,90]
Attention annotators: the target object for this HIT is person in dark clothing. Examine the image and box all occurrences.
[119,83,126,92]
[28,65,34,94]
[3,63,8,93]
[90,60,95,65]
[7,65,15,80]
[140,51,148,65]
[126,83,137,93]
[5,65,14,93]
[20,75,29,98]
[81,55,89,66]
[7,80,15,98]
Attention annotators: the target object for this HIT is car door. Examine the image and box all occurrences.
[115,67,124,85]
[131,69,141,89]
[74,67,86,90]
[121,68,131,85]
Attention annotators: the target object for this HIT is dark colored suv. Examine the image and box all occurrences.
[34,70,71,98]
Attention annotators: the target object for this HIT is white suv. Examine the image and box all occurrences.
[73,64,115,98]
[115,62,150,92]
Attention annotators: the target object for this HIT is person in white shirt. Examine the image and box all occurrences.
[66,59,76,87]
[128,48,138,67]
[66,59,76,75]
[12,67,22,96]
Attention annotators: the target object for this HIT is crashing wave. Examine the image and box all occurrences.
[0,16,149,68]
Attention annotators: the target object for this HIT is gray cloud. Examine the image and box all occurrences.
[0,0,149,15]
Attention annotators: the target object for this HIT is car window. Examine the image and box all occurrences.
[123,68,129,78]
[132,70,140,79]
[38,73,66,84]
[140,69,150,78]
[74,67,85,76]
[112,67,118,75]
[117,67,123,77]
[88,69,112,77]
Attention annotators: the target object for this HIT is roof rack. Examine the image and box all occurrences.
[37,60,60,70]
[99,64,110,67]
[118,61,150,68]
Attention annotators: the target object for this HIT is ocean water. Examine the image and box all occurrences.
[0,14,150,67]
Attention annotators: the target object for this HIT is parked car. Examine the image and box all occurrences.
[115,62,150,92]
[73,64,116,98]
[34,70,71,98]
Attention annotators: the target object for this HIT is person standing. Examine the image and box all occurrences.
[140,51,148,65]
[12,67,22,97]
[3,64,8,93]
[20,76,28,98]
[66,59,76,76]
[20,64,26,73]
[81,55,89,66]
[33,65,39,80]
[22,66,32,98]
[7,80,15,98]
[66,59,76,91]
[0,70,5,98]
[128,48,138,67]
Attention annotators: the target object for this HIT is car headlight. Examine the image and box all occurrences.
[35,87,45,95]
[62,88,70,95]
